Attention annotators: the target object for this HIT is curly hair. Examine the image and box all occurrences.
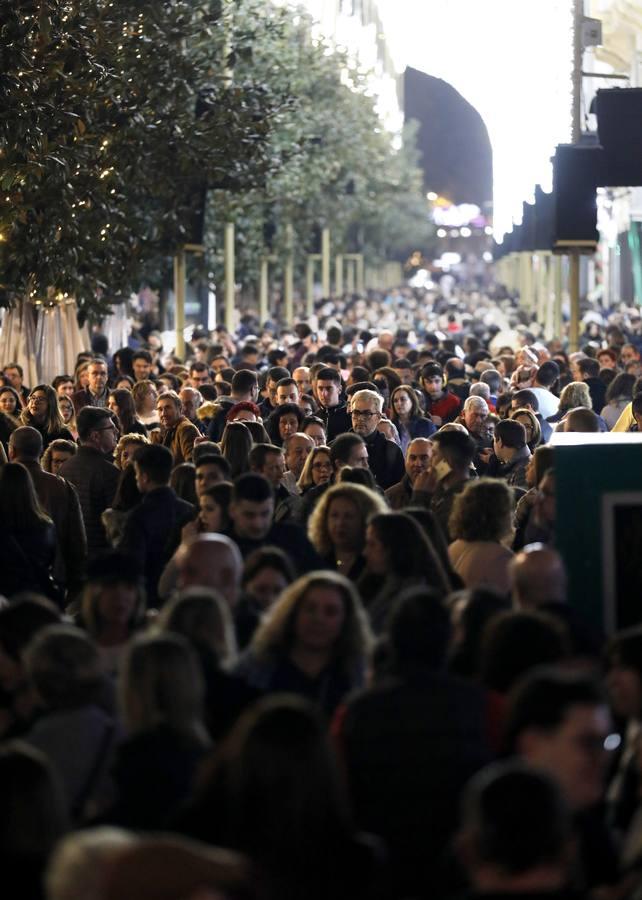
[509,407,541,449]
[251,571,373,675]
[114,432,150,469]
[449,478,514,543]
[307,482,388,557]
[558,381,591,413]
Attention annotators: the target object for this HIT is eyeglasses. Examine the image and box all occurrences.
[29,396,47,404]
[352,409,377,419]
[312,461,332,470]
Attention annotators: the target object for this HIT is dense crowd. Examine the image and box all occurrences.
[1,286,642,900]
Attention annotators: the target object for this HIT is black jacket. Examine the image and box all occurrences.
[318,404,352,441]
[225,521,326,575]
[59,447,120,558]
[362,429,405,490]
[119,486,194,606]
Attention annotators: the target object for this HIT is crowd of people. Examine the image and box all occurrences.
[1,285,642,900]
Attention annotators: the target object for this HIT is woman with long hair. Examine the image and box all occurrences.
[0,463,57,599]
[308,482,388,581]
[220,422,252,479]
[359,512,452,633]
[108,389,147,437]
[57,395,78,442]
[235,546,296,650]
[102,465,143,547]
[109,633,210,828]
[448,478,515,596]
[509,406,542,452]
[0,385,22,421]
[389,385,436,454]
[20,385,73,450]
[131,380,159,430]
[297,445,333,495]
[180,696,381,900]
[234,572,372,716]
[513,445,555,551]
[601,372,636,430]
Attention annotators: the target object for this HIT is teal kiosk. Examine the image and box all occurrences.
[553,432,642,635]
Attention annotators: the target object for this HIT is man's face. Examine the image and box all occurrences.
[346,443,370,469]
[190,368,211,388]
[3,367,22,390]
[406,440,432,482]
[293,368,312,395]
[179,389,199,420]
[463,405,487,435]
[285,435,312,478]
[211,357,228,375]
[88,363,108,396]
[351,398,380,437]
[133,358,152,381]
[423,375,443,396]
[56,380,75,398]
[316,379,340,409]
[260,451,286,487]
[92,418,118,455]
[195,462,225,497]
[230,498,274,540]
[276,384,299,406]
[621,346,640,367]
[511,399,533,414]
[521,704,612,811]
[157,397,181,429]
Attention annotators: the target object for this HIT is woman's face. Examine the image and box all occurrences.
[245,566,289,611]
[96,583,137,628]
[50,449,73,475]
[115,378,132,391]
[311,452,332,486]
[514,414,535,442]
[327,497,362,552]
[59,397,74,424]
[142,387,158,413]
[27,390,48,421]
[0,391,17,415]
[199,495,224,533]
[278,413,299,440]
[108,396,120,417]
[393,390,413,418]
[294,585,345,653]
[363,524,388,575]
[78,368,90,388]
[120,441,140,468]
[607,662,642,720]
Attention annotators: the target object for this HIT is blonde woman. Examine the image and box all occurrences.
[114,432,149,470]
[233,571,373,716]
[308,482,388,580]
[297,445,333,495]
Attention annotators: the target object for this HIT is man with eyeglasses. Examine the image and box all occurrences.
[59,407,120,558]
[504,668,621,895]
[72,357,110,412]
[350,388,404,490]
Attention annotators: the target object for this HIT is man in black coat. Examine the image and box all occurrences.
[339,588,491,899]
[225,473,325,575]
[59,407,120,559]
[315,366,352,441]
[119,444,194,606]
[350,388,404,490]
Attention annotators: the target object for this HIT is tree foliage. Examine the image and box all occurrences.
[0,0,286,313]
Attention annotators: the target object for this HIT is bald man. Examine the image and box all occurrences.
[166,534,242,609]
[385,437,433,510]
[511,543,567,609]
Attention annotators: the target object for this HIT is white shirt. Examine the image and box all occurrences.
[530,387,559,419]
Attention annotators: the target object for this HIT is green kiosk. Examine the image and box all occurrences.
[553,432,642,636]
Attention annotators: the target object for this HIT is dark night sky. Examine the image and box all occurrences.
[404,66,493,210]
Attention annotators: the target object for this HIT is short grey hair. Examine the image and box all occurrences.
[351,389,383,414]
[464,395,489,414]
